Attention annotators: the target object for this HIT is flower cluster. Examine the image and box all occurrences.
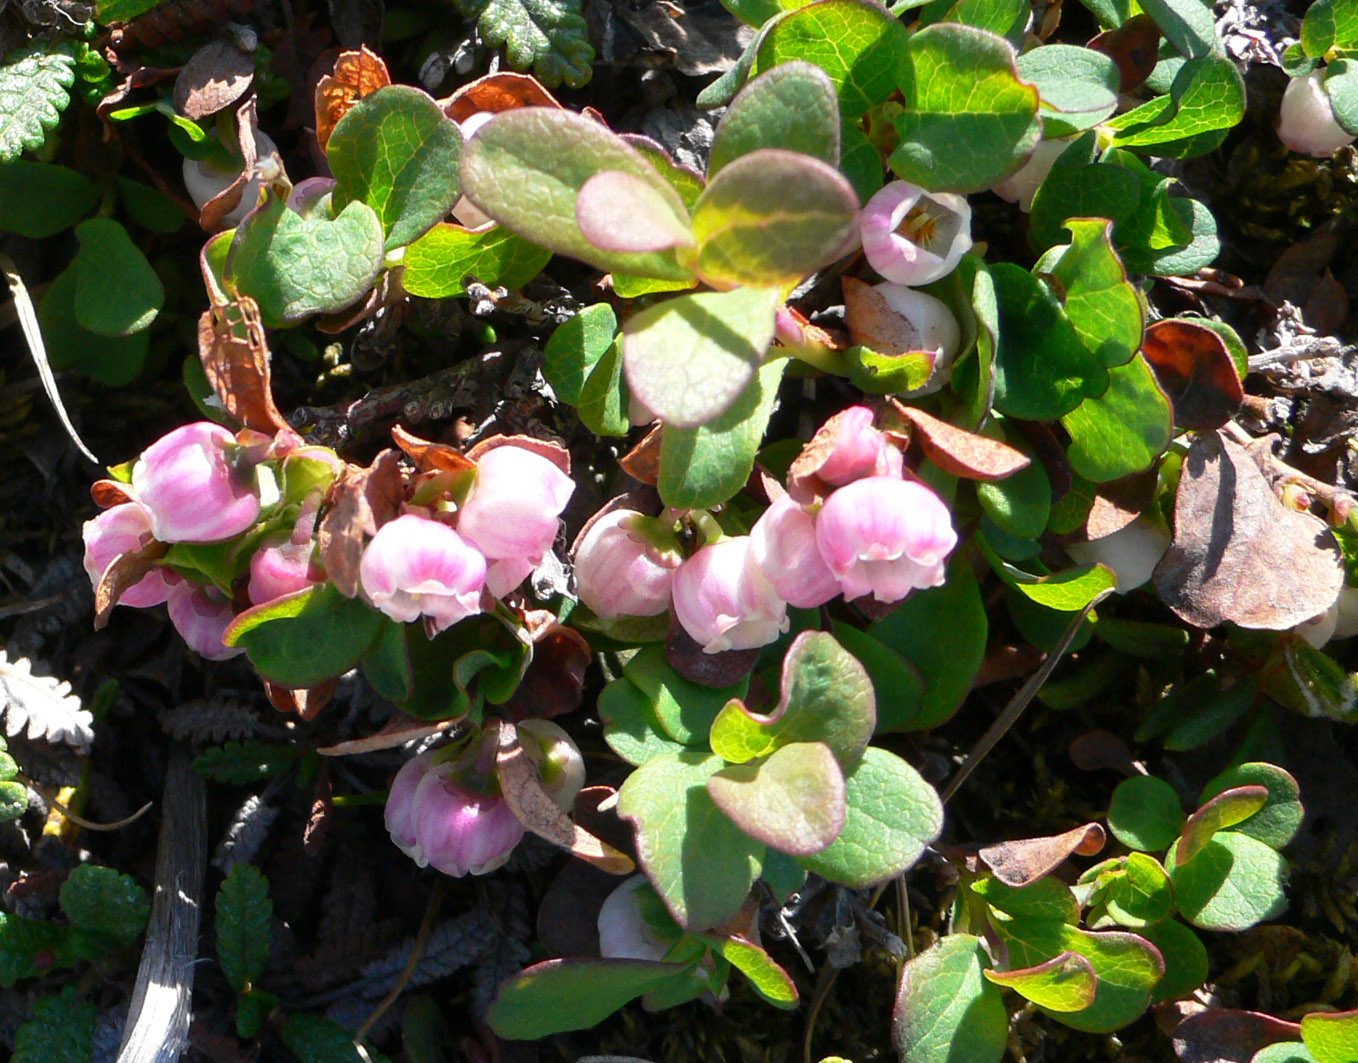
[82,421,573,660]
[574,407,958,655]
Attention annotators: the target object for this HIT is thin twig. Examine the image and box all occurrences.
[353,877,446,1058]
[18,772,154,831]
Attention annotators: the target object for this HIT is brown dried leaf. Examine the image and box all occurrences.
[492,720,635,875]
[1153,431,1345,630]
[787,406,877,504]
[198,298,290,434]
[620,424,663,486]
[1085,471,1157,541]
[1141,320,1243,431]
[263,678,336,721]
[317,450,406,597]
[1263,224,1339,309]
[314,45,390,151]
[199,96,260,232]
[502,622,591,721]
[318,715,464,756]
[977,822,1106,887]
[440,71,563,123]
[842,275,939,360]
[466,433,570,475]
[174,38,255,120]
[91,479,134,508]
[391,424,475,474]
[888,400,1030,482]
[93,543,168,629]
[1171,1008,1302,1063]
[1088,13,1162,93]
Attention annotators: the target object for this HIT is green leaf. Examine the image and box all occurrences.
[454,0,593,86]
[690,150,858,289]
[327,86,462,251]
[225,192,385,327]
[623,286,780,429]
[1038,217,1143,370]
[1027,161,1145,256]
[0,780,25,822]
[658,357,787,509]
[0,38,78,163]
[868,556,986,730]
[96,0,163,19]
[991,262,1108,420]
[1168,832,1289,931]
[578,337,631,437]
[192,740,300,785]
[460,109,693,281]
[1324,59,1358,135]
[1199,763,1303,850]
[1129,195,1219,276]
[1108,775,1184,852]
[0,162,97,237]
[0,911,68,986]
[1107,56,1245,156]
[981,539,1117,610]
[709,631,875,766]
[617,752,765,930]
[279,1014,390,1063]
[1176,786,1269,866]
[754,0,910,119]
[984,951,1097,1012]
[976,442,1051,539]
[72,218,163,337]
[1138,0,1218,58]
[235,988,278,1040]
[1061,354,1173,483]
[1302,0,1358,57]
[625,645,750,746]
[829,622,925,733]
[700,934,798,1007]
[709,61,841,176]
[115,176,185,234]
[1140,919,1208,1003]
[399,613,530,718]
[952,254,998,428]
[216,863,273,992]
[12,987,96,1063]
[889,24,1042,193]
[598,676,687,766]
[1084,852,1175,927]
[1302,1010,1358,1063]
[893,935,1007,1063]
[798,747,943,887]
[918,0,1028,40]
[39,264,150,386]
[708,742,847,855]
[487,958,692,1039]
[59,865,149,945]
[840,122,884,205]
[543,303,618,405]
[975,876,1081,923]
[1016,45,1120,136]
[404,220,555,297]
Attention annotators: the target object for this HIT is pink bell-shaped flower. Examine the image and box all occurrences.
[815,477,957,603]
[358,514,486,632]
[247,534,318,605]
[406,750,525,878]
[573,509,682,619]
[166,582,243,660]
[749,496,841,609]
[131,422,261,544]
[672,536,789,654]
[384,750,434,856]
[860,181,972,286]
[815,406,903,487]
[1278,70,1357,157]
[82,503,180,608]
[456,445,574,568]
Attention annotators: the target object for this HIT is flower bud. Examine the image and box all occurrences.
[407,754,525,877]
[860,180,972,286]
[516,718,585,812]
[456,445,574,566]
[1066,518,1170,594]
[749,496,841,608]
[1297,598,1341,648]
[573,510,681,618]
[1278,70,1357,157]
[672,536,789,654]
[247,534,318,605]
[1332,585,1358,640]
[991,137,1073,212]
[816,406,901,487]
[359,514,486,631]
[597,876,674,962]
[815,477,957,603]
[166,582,243,660]
[874,284,961,370]
[131,422,261,544]
[82,503,179,608]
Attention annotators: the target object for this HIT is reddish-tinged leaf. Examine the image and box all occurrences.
[1141,320,1244,431]
[93,543,168,629]
[316,450,405,597]
[493,719,635,875]
[619,424,663,485]
[173,38,255,120]
[664,613,760,688]
[978,822,1106,887]
[440,71,564,123]
[390,424,475,474]
[576,170,695,254]
[91,479,134,508]
[197,298,290,434]
[983,951,1098,1012]
[314,45,390,151]
[1171,1008,1302,1063]
[1153,431,1345,630]
[263,678,337,721]
[502,621,591,720]
[1175,784,1269,867]
[1088,14,1162,93]
[888,399,1031,482]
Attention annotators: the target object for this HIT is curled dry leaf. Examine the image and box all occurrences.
[976,822,1107,887]
[1140,320,1244,431]
[390,424,475,474]
[440,71,564,123]
[173,38,255,120]
[1170,1008,1301,1063]
[619,424,663,486]
[94,541,169,629]
[263,677,337,722]
[842,275,941,359]
[492,719,635,875]
[1153,431,1345,630]
[466,433,571,475]
[887,399,1030,482]
[198,297,291,434]
[316,449,405,597]
[787,405,882,503]
[318,715,464,756]
[314,45,390,151]
[199,96,260,232]
[1088,13,1162,93]
[91,479,134,508]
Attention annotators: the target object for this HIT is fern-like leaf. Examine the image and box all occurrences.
[216,863,273,993]
[0,38,79,164]
[455,0,594,88]
[59,865,150,946]
[0,651,93,754]
[193,740,298,784]
[13,986,97,1063]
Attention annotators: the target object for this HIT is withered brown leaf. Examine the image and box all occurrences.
[314,45,390,151]
[888,400,1031,482]
[976,822,1106,887]
[198,297,291,434]
[1141,319,1243,431]
[173,38,255,120]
